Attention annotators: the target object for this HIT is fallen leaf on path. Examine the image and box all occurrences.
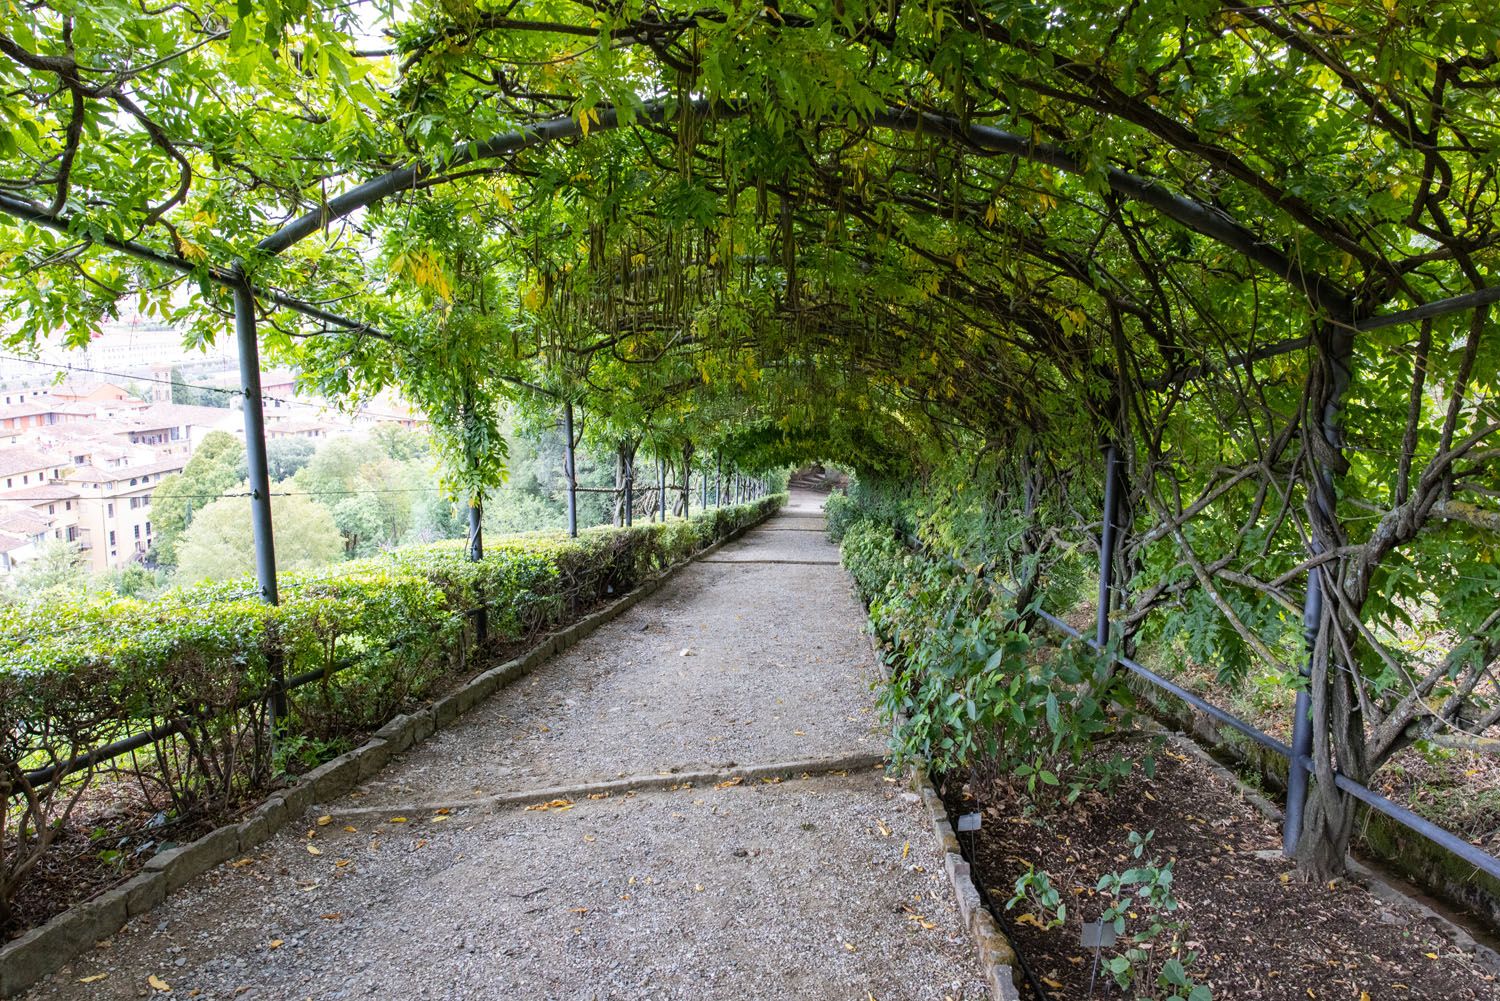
[148,974,171,991]
[316,815,333,827]
[320,913,343,921]
[343,825,358,833]
[430,816,449,823]
[389,816,408,824]
[334,859,352,868]
[844,943,857,952]
[877,820,892,837]
[230,857,255,868]
[269,940,284,949]
[525,799,575,812]
[715,776,744,789]
[435,808,451,815]
[1042,977,1064,989]
[78,973,107,984]
[569,907,589,914]
[305,844,323,856]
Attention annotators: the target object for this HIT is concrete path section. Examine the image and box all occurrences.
[28,492,987,1001]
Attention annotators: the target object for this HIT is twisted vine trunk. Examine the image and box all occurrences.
[1294,320,1361,880]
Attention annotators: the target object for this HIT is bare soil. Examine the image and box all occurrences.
[951,740,1500,1000]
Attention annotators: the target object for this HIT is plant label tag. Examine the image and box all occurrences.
[1080,920,1117,949]
[956,812,982,833]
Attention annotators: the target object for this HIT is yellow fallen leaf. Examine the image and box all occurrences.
[305,844,323,856]
[1360,993,1371,1001]
[389,817,408,824]
[431,816,450,823]
[877,821,892,837]
[343,826,357,833]
[902,841,911,860]
[1425,952,1439,960]
[320,912,343,921]
[229,857,255,868]
[1042,978,1064,989]
[583,835,596,843]
[525,799,574,812]
[148,974,171,991]
[694,884,705,892]
[587,792,610,800]
[269,940,284,949]
[794,730,806,736]
[78,973,108,983]
[715,776,744,790]
[844,942,857,952]
[569,907,589,914]
[435,808,452,816]
[316,815,333,827]
[334,859,352,868]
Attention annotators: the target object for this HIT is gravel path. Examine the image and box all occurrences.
[27,492,988,1000]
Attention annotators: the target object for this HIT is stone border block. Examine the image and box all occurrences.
[121,872,167,918]
[373,712,415,752]
[0,892,127,995]
[301,749,361,801]
[144,824,240,893]
[355,737,391,780]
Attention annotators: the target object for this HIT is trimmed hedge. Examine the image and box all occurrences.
[0,494,784,932]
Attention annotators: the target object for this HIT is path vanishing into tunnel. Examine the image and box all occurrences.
[31,491,987,1001]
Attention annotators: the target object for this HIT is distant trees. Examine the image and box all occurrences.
[168,367,230,408]
[149,431,246,566]
[265,437,316,480]
[6,540,86,599]
[175,493,343,583]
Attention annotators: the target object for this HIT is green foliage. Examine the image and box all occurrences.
[838,490,1135,806]
[1095,832,1212,1001]
[169,367,231,409]
[175,492,344,583]
[149,431,247,567]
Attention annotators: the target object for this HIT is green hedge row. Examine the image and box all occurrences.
[0,495,784,931]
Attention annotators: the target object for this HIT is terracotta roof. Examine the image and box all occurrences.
[0,483,78,502]
[0,447,60,478]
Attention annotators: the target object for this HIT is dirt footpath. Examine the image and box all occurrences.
[28,494,988,1001]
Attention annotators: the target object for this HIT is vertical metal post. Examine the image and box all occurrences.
[563,402,578,538]
[657,457,666,521]
[716,452,723,507]
[234,277,284,726]
[1284,565,1322,854]
[681,446,691,520]
[700,465,707,510]
[1096,441,1121,650]
[468,498,486,644]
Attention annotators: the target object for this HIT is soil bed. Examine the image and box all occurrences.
[949,738,1498,1000]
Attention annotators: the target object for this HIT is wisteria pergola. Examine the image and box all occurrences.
[2,0,1498,886]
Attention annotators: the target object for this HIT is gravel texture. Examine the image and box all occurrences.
[26,494,988,1000]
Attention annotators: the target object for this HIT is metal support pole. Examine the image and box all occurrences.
[468,498,486,644]
[716,452,723,507]
[1096,441,1121,650]
[234,278,284,726]
[700,466,708,510]
[563,402,578,538]
[1284,565,1322,854]
[681,447,691,520]
[657,457,666,521]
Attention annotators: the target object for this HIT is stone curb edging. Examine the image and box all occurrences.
[1138,719,1500,977]
[859,629,1022,1001]
[323,750,890,819]
[909,769,1023,1001]
[0,504,784,998]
